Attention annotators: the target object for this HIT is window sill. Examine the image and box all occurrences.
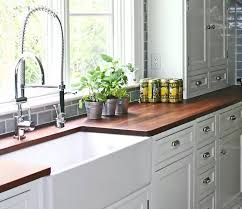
[0,84,140,116]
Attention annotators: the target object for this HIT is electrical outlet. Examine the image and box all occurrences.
[151,54,161,69]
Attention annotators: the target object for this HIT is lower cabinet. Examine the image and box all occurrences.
[151,153,194,209]
[219,130,242,209]
[0,180,42,209]
[105,186,150,209]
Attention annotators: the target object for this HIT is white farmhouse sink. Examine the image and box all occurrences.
[1,132,151,209]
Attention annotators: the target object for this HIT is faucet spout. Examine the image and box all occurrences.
[15,52,45,102]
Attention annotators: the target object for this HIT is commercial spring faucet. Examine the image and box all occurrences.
[14,7,66,139]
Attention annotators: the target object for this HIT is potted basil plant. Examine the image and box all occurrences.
[78,67,106,120]
[100,54,134,115]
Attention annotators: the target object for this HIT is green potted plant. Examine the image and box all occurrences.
[78,66,106,120]
[100,54,134,115]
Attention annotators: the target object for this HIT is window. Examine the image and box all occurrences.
[0,0,144,104]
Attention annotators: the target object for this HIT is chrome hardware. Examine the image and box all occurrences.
[211,24,216,29]
[207,25,211,29]
[221,149,227,155]
[195,81,202,86]
[203,152,211,159]
[203,177,211,184]
[14,107,35,140]
[203,126,211,133]
[216,76,222,81]
[53,105,65,128]
[171,140,180,148]
[229,115,237,121]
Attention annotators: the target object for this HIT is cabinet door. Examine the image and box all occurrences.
[151,154,193,209]
[187,0,209,71]
[209,0,227,67]
[0,192,32,209]
[117,191,148,209]
[219,130,241,209]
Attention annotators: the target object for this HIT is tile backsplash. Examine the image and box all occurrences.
[0,87,140,136]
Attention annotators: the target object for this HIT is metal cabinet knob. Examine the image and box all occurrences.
[203,177,211,184]
[221,149,227,155]
[207,25,211,29]
[171,140,180,148]
[229,115,237,121]
[212,24,216,29]
[203,152,211,159]
[216,76,222,81]
[195,81,202,86]
[203,126,211,133]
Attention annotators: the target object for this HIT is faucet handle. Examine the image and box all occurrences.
[64,90,78,95]
[28,108,32,121]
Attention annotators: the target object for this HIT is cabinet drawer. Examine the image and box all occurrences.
[197,142,215,171]
[154,127,193,165]
[197,116,216,145]
[198,168,215,200]
[198,192,215,209]
[209,69,227,89]
[219,107,242,137]
[188,73,209,95]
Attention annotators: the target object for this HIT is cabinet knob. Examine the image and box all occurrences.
[203,126,211,133]
[207,25,211,29]
[203,152,211,159]
[195,81,202,86]
[212,24,216,29]
[221,149,227,155]
[203,177,211,184]
[229,115,237,121]
[171,140,180,148]
[216,76,222,81]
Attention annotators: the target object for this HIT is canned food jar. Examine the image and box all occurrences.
[148,79,161,103]
[178,79,183,102]
[140,78,149,103]
[160,79,169,103]
[169,79,179,103]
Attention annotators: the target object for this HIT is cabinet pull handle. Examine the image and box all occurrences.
[221,149,227,155]
[216,76,222,81]
[229,115,237,121]
[203,126,211,133]
[203,177,211,184]
[171,140,180,148]
[203,152,211,159]
[195,81,202,86]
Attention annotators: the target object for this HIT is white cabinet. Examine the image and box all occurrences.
[148,0,228,99]
[106,187,150,209]
[219,130,242,209]
[209,0,227,67]
[151,154,194,209]
[0,180,42,209]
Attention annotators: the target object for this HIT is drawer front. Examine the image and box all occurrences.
[198,168,216,200]
[188,73,209,95]
[199,192,215,209]
[209,69,227,89]
[197,116,216,144]
[154,127,193,165]
[197,142,215,170]
[219,107,242,137]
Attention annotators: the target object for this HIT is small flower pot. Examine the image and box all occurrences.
[85,101,103,120]
[116,97,129,115]
[102,99,117,117]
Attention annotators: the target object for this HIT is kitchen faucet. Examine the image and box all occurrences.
[14,7,66,139]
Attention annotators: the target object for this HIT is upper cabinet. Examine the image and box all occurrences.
[148,0,229,99]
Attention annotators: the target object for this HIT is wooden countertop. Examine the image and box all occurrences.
[0,85,242,193]
[0,160,50,193]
